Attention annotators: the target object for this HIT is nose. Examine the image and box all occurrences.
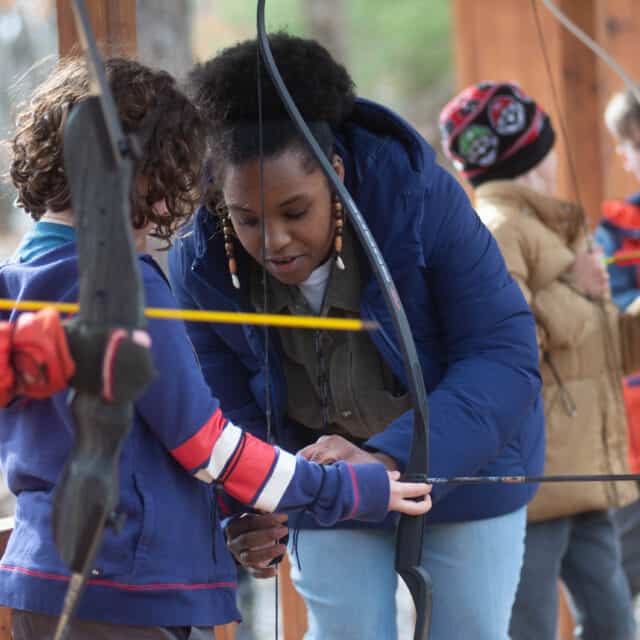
[263,219,291,255]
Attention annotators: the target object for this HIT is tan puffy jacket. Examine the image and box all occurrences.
[475,180,639,522]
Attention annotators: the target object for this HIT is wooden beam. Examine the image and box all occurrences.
[557,581,575,639]
[280,555,307,640]
[214,623,236,639]
[56,0,137,57]
[553,0,603,224]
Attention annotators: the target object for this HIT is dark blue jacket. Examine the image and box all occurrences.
[169,99,545,526]
[0,238,389,626]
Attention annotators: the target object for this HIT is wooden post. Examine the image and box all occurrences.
[553,0,603,223]
[557,581,575,640]
[56,0,136,57]
[280,555,308,640]
[213,623,236,640]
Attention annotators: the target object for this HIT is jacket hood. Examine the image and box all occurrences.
[339,98,435,179]
[475,180,584,247]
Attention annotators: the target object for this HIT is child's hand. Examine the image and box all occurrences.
[387,470,432,516]
[570,248,609,299]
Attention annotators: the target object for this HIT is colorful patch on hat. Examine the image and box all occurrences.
[458,125,498,167]
[489,96,526,135]
[440,119,455,138]
[460,98,480,117]
[512,85,533,103]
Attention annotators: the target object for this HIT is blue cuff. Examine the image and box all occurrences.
[349,463,390,522]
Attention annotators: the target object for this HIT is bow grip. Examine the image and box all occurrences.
[52,393,132,572]
[396,508,432,640]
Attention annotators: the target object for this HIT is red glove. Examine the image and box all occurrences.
[0,308,76,407]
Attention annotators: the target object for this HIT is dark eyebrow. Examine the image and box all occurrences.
[279,194,307,208]
[227,193,308,214]
[227,203,256,214]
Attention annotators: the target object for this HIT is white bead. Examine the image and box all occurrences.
[232,273,241,289]
[336,255,346,270]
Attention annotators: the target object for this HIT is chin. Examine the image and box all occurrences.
[271,270,307,286]
[265,256,312,285]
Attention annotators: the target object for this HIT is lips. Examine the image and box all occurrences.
[267,255,303,274]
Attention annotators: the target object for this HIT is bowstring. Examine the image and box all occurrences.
[530,0,589,242]
[531,0,626,437]
[256,42,279,640]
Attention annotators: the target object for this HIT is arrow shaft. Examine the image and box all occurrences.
[429,473,640,484]
[604,252,640,265]
[0,298,376,331]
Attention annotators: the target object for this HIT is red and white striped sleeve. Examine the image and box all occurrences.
[170,408,297,511]
[169,408,390,523]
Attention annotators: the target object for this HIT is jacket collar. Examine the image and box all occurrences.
[475,180,583,245]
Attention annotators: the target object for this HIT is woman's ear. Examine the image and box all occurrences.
[332,154,345,182]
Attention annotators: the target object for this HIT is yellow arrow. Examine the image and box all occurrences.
[0,298,376,332]
[604,252,640,265]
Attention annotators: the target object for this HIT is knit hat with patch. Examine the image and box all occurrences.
[439,82,555,186]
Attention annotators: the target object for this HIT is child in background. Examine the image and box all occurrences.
[440,81,640,640]
[596,88,640,598]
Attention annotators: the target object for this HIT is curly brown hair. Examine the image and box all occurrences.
[10,56,206,245]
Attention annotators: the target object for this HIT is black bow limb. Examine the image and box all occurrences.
[255,3,432,638]
[50,2,155,639]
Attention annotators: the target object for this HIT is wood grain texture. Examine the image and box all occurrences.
[56,0,136,57]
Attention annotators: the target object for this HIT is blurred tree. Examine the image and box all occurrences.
[192,0,451,142]
[302,0,349,66]
[349,0,450,96]
[137,0,193,80]
[0,0,56,236]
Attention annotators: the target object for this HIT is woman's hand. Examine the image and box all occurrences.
[570,248,609,299]
[225,513,288,578]
[300,435,431,515]
[299,434,398,471]
[387,470,432,515]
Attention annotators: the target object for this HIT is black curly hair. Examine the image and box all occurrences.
[187,32,356,204]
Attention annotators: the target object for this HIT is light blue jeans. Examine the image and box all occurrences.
[288,506,526,640]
